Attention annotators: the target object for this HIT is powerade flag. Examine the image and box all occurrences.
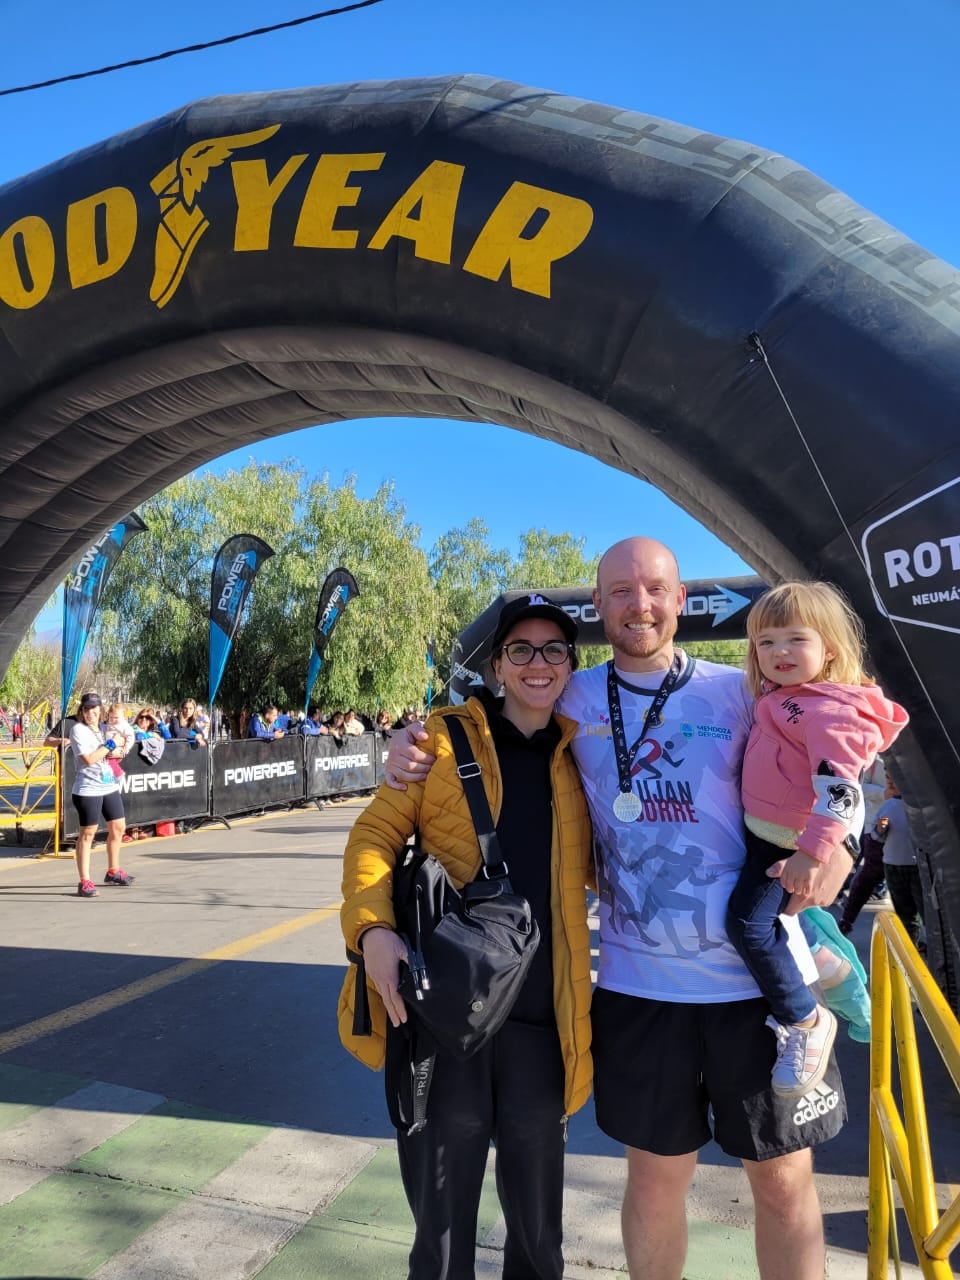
[61,512,147,713]
[304,568,359,710]
[208,535,274,707]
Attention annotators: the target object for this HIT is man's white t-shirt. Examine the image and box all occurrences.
[69,722,118,796]
[559,654,815,1002]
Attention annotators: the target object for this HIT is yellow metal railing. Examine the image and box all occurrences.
[869,912,960,1278]
[0,746,60,855]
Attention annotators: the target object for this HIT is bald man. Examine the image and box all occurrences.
[387,538,853,1280]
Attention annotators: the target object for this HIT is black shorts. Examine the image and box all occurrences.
[591,987,846,1162]
[72,790,125,828]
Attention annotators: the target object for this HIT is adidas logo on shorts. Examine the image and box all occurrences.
[792,1081,840,1126]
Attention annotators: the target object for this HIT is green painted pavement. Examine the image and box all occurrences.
[70,1097,268,1193]
[0,1172,182,1279]
[257,1146,502,1278]
[0,1062,87,1131]
[683,1219,757,1280]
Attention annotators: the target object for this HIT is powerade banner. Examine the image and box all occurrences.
[208,534,274,708]
[305,733,376,798]
[303,567,359,710]
[61,512,147,713]
[210,737,305,818]
[61,740,208,838]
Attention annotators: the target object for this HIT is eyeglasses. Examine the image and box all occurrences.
[502,641,572,666]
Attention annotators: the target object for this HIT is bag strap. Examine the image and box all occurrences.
[442,715,507,876]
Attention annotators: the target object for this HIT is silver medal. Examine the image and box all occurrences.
[613,790,642,823]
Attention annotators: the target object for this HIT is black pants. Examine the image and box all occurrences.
[839,833,886,931]
[885,863,925,945]
[386,1019,566,1280]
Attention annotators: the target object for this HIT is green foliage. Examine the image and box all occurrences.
[0,632,59,710]
[507,529,599,592]
[96,462,435,720]
[683,638,748,669]
[429,519,511,693]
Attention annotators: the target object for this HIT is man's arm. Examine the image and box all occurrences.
[383,720,435,790]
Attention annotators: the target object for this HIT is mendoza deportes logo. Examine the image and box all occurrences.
[792,1082,840,1127]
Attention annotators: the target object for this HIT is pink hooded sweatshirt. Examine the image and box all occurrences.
[742,682,909,863]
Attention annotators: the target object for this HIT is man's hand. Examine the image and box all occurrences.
[778,845,853,915]
[360,926,409,1028]
[384,721,434,791]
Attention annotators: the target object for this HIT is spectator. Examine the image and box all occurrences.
[374,709,393,737]
[44,707,78,748]
[876,775,925,948]
[248,704,285,739]
[343,708,365,737]
[132,707,171,741]
[326,711,346,742]
[300,705,328,736]
[169,698,208,746]
[68,692,134,897]
[392,706,420,731]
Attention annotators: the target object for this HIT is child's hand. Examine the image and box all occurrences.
[777,850,826,898]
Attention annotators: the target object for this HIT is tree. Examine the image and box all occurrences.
[684,639,748,669]
[429,520,511,694]
[507,529,599,592]
[96,463,436,728]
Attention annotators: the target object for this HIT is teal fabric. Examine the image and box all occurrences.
[803,906,871,1043]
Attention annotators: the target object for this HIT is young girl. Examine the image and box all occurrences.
[105,703,136,777]
[727,581,908,1097]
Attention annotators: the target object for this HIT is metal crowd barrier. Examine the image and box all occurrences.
[869,913,960,1278]
[59,732,389,839]
[0,746,60,855]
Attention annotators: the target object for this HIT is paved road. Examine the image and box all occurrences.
[1,804,957,1278]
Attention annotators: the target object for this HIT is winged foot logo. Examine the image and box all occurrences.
[0,125,595,314]
[149,126,280,308]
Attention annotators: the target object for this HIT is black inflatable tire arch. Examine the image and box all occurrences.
[0,74,958,993]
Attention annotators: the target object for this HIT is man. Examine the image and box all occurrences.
[387,537,853,1280]
[299,705,329,736]
[247,704,285,739]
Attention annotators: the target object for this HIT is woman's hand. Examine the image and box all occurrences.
[361,926,409,1028]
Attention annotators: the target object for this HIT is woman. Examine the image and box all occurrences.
[68,691,134,897]
[339,595,594,1280]
[168,697,207,746]
[133,708,171,741]
[326,710,346,742]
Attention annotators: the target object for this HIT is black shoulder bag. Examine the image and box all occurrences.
[348,714,541,1132]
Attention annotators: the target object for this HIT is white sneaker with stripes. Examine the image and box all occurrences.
[766,1005,838,1099]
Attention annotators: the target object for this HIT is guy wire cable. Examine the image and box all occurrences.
[748,331,960,770]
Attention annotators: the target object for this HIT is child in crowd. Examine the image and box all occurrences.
[727,581,908,1097]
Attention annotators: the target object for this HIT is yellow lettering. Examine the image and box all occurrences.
[0,216,55,309]
[294,152,385,249]
[232,154,307,251]
[367,160,464,263]
[463,183,594,298]
[66,187,138,289]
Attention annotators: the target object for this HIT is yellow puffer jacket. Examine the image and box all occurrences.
[338,696,594,1117]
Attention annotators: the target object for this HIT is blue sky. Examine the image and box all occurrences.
[5,0,958,629]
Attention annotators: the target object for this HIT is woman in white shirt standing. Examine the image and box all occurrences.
[68,692,134,898]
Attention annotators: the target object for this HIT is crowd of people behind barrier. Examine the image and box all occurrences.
[38,696,420,856]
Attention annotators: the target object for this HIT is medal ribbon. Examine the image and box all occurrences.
[607,654,682,800]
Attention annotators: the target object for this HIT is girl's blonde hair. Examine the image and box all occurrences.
[745,580,873,696]
[106,702,127,720]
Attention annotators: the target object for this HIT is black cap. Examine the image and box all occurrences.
[490,593,578,652]
[79,692,102,709]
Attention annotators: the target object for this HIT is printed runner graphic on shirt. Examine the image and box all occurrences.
[559,658,786,1002]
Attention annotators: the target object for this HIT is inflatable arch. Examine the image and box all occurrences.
[1,75,958,983]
